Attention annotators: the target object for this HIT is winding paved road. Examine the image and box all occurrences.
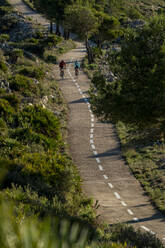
[8,0,165,242]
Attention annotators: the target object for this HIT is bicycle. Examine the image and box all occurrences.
[60,68,65,79]
[75,67,79,77]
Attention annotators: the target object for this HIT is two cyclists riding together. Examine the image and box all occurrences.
[59,60,80,79]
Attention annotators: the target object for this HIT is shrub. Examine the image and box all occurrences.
[9,74,34,94]
[0,200,95,248]
[9,49,23,63]
[0,6,12,16]
[17,105,62,140]
[0,34,10,43]
[19,66,45,79]
[0,61,7,72]
[10,127,61,151]
[0,99,15,121]
[127,8,142,20]
[0,118,7,136]
[109,224,164,248]
[46,54,57,64]
[2,93,20,110]
[0,15,18,32]
[44,34,62,47]
[0,118,6,129]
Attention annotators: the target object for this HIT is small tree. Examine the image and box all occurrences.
[94,12,120,48]
[65,3,98,63]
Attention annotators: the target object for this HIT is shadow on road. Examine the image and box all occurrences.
[69,97,90,104]
[124,211,165,225]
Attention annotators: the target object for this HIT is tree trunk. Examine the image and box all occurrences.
[55,23,61,36]
[67,31,70,40]
[63,29,67,40]
[63,29,70,40]
[50,21,53,33]
[85,38,94,64]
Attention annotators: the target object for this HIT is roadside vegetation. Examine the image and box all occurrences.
[0,0,165,247]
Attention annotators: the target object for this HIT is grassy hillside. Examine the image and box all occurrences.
[106,0,165,19]
[0,0,164,247]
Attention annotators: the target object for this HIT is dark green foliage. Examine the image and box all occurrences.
[94,12,120,47]
[9,74,34,93]
[0,6,12,16]
[2,94,20,110]
[90,16,165,128]
[17,105,62,140]
[0,34,10,42]
[46,54,57,64]
[109,224,164,248]
[0,14,18,33]
[0,61,7,72]
[0,200,97,248]
[127,8,142,19]
[9,49,23,63]
[45,34,62,47]
[22,35,62,57]
[10,127,60,151]
[0,99,15,122]
[19,66,45,79]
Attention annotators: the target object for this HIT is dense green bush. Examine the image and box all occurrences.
[0,6,12,16]
[109,224,164,248]
[0,61,7,72]
[127,8,142,19]
[0,34,10,43]
[19,66,45,79]
[9,49,23,63]
[9,74,35,94]
[0,118,7,136]
[44,34,63,48]
[10,127,60,151]
[46,54,57,64]
[2,93,20,110]
[0,200,97,248]
[16,105,62,140]
[1,15,18,32]
[0,99,15,121]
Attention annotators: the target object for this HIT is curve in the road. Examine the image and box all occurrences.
[66,58,163,239]
[8,0,165,242]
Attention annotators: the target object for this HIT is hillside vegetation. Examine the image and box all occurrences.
[0,0,165,247]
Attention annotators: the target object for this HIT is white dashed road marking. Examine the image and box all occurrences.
[96,158,101,164]
[114,192,121,200]
[98,165,103,171]
[93,150,97,155]
[141,226,155,235]
[133,218,139,222]
[127,209,134,215]
[91,144,96,150]
[103,175,108,180]
[121,201,127,207]
[90,128,94,133]
[108,183,114,189]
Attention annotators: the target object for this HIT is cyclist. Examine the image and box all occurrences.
[74,60,80,76]
[59,60,66,79]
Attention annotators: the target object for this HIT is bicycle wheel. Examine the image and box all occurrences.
[75,68,79,77]
[60,69,64,79]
